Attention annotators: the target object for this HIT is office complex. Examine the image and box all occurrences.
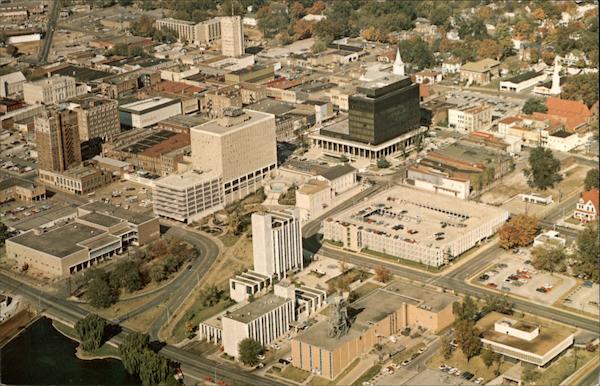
[221,294,294,358]
[347,76,420,145]
[35,108,82,173]
[252,209,303,279]
[23,76,86,105]
[477,312,574,366]
[69,95,120,141]
[448,104,493,133]
[324,186,509,267]
[191,108,277,203]
[220,16,244,57]
[292,281,458,379]
[6,202,159,277]
[156,17,221,45]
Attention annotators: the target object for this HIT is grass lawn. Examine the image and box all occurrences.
[564,217,582,225]
[351,282,383,300]
[427,347,511,382]
[352,364,382,386]
[308,358,360,386]
[280,366,310,383]
[392,342,425,365]
[172,287,234,341]
[323,239,343,248]
[326,268,372,294]
[363,248,443,273]
[218,232,240,247]
[535,348,596,386]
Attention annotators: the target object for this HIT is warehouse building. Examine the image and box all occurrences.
[323,186,509,267]
[119,97,182,129]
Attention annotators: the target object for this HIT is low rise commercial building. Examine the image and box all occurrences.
[323,186,509,267]
[224,65,274,84]
[0,178,46,203]
[292,282,458,379]
[0,71,26,98]
[460,58,501,85]
[500,71,547,93]
[98,70,161,99]
[448,104,492,133]
[315,164,357,195]
[38,165,113,195]
[406,165,470,200]
[119,97,182,129]
[296,179,332,221]
[6,202,159,277]
[23,76,86,105]
[477,312,574,366]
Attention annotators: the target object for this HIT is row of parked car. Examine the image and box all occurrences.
[438,364,484,383]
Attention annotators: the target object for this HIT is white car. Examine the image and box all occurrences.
[475,377,484,384]
[448,368,457,375]
[257,354,265,360]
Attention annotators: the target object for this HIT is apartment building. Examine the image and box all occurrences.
[191,108,277,203]
[252,209,303,279]
[220,16,244,57]
[68,95,120,141]
[35,108,82,173]
[153,170,224,223]
[448,104,492,133]
[23,76,86,105]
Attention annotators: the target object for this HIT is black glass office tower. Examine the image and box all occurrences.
[347,77,420,145]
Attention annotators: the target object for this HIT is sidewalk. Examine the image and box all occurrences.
[336,354,377,386]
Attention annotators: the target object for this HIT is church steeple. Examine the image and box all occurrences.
[393,48,405,76]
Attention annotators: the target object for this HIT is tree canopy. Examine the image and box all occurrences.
[574,224,599,283]
[75,314,107,352]
[498,214,539,250]
[584,169,599,190]
[524,147,562,191]
[398,37,435,70]
[531,245,567,274]
[238,338,263,366]
[522,98,548,115]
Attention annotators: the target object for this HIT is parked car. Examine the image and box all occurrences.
[475,377,484,384]
[401,360,410,366]
[462,372,474,380]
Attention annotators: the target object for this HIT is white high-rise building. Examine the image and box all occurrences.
[550,55,562,96]
[220,16,244,57]
[393,48,405,77]
[252,209,303,279]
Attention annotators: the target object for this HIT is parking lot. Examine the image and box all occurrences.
[444,90,523,124]
[477,252,576,305]
[91,180,154,213]
[563,283,600,315]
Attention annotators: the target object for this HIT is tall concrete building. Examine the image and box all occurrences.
[220,16,244,57]
[68,96,120,141]
[35,108,82,172]
[252,209,303,279]
[23,75,86,105]
[191,108,276,202]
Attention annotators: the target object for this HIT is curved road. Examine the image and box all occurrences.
[0,271,284,386]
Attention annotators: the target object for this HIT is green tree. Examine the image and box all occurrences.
[398,37,435,70]
[139,350,170,386]
[561,73,599,108]
[452,295,478,322]
[6,45,18,57]
[454,319,482,363]
[531,245,567,274]
[238,338,263,366]
[149,264,167,283]
[130,14,156,37]
[75,314,107,352]
[85,269,117,308]
[481,346,499,369]
[584,169,599,190]
[377,157,390,169]
[524,147,562,190]
[120,332,150,375]
[0,222,10,246]
[163,256,179,274]
[441,335,453,360]
[199,284,223,307]
[522,98,548,115]
[482,294,513,315]
[573,224,599,282]
[312,38,328,53]
[110,260,143,292]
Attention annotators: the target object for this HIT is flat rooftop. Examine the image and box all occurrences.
[224,294,290,324]
[191,109,272,136]
[115,130,179,154]
[9,223,104,258]
[325,185,508,250]
[159,114,209,128]
[154,170,220,190]
[79,201,155,225]
[119,97,179,114]
[79,212,122,228]
[381,281,459,313]
[477,312,574,356]
[247,99,295,116]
